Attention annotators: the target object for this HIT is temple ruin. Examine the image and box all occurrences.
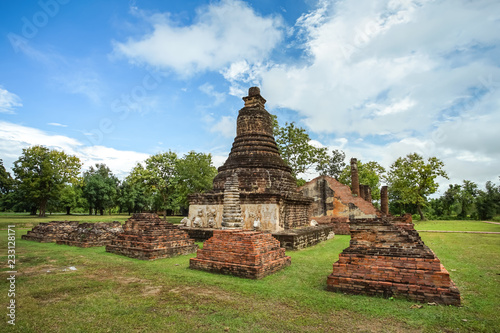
[22,221,80,243]
[187,87,312,232]
[57,222,123,247]
[326,214,461,305]
[190,174,291,279]
[106,213,198,260]
[185,87,334,248]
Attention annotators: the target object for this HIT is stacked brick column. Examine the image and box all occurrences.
[106,213,198,260]
[350,158,360,196]
[327,216,461,305]
[380,186,389,215]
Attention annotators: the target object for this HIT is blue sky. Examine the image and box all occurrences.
[1,0,499,194]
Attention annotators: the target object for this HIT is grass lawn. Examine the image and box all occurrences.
[414,220,500,232]
[0,215,499,332]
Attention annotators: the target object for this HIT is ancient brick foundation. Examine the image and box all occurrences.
[57,222,123,247]
[326,216,461,305]
[190,230,291,279]
[314,216,350,235]
[106,213,198,260]
[272,225,335,250]
[22,221,79,243]
[181,227,214,242]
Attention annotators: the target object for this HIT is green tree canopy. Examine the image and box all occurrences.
[128,151,178,217]
[316,149,346,179]
[386,153,448,221]
[271,115,327,180]
[475,180,500,220]
[82,163,119,215]
[12,145,82,217]
[457,180,478,218]
[175,151,217,210]
[338,160,386,201]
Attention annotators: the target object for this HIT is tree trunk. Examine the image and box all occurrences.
[89,207,92,215]
[417,205,426,221]
[100,208,104,216]
[39,200,47,217]
[30,206,37,215]
[66,206,71,215]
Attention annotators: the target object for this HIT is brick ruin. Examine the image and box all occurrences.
[190,175,291,279]
[326,215,461,305]
[187,87,313,233]
[57,222,123,248]
[106,213,198,260]
[299,175,381,234]
[22,221,80,243]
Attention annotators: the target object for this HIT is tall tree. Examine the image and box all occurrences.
[338,160,386,201]
[386,153,448,221]
[82,164,119,215]
[316,149,346,179]
[0,159,14,211]
[271,115,327,180]
[12,146,81,217]
[175,151,217,211]
[128,151,178,218]
[457,180,478,218]
[442,184,461,216]
[475,181,500,220]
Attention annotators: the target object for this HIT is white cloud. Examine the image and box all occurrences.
[209,116,236,138]
[48,122,68,127]
[113,0,284,75]
[0,87,22,114]
[0,121,149,179]
[199,83,226,105]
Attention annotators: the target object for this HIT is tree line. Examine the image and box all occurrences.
[0,147,216,217]
[0,118,498,220]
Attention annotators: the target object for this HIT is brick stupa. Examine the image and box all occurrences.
[326,215,461,305]
[187,87,313,232]
[190,173,291,279]
[106,213,198,260]
[22,221,79,243]
[57,222,123,248]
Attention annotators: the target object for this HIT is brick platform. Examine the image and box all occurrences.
[271,225,335,250]
[22,221,79,243]
[326,216,461,305]
[106,213,198,260]
[190,230,291,279]
[57,222,123,248]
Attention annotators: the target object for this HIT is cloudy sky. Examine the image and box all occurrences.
[1,0,499,194]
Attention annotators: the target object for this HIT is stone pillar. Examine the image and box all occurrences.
[350,158,360,196]
[381,186,389,215]
[221,173,243,229]
[366,186,372,203]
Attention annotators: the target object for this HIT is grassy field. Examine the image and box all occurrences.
[414,220,500,232]
[0,215,499,332]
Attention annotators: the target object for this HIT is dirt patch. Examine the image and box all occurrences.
[168,285,235,302]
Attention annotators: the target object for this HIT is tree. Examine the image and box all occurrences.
[272,115,328,179]
[338,160,386,201]
[175,151,217,212]
[128,151,178,218]
[386,153,448,221]
[0,159,14,211]
[116,180,151,215]
[457,180,478,218]
[316,149,346,179]
[442,184,461,216]
[82,164,119,215]
[475,181,500,220]
[12,146,81,217]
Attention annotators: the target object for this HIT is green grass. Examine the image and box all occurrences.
[414,220,500,232]
[0,216,499,332]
